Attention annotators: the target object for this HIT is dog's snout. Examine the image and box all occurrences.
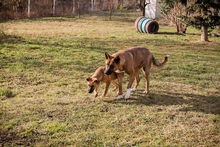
[105,65,114,75]
[88,87,94,93]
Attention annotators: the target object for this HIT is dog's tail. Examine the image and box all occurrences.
[152,55,169,67]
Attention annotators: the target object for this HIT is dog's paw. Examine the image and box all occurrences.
[124,96,129,100]
[100,95,104,98]
[124,88,132,99]
[144,91,149,94]
[131,88,137,91]
[117,95,123,99]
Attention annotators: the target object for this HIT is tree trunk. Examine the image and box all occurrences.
[28,0,30,18]
[122,0,123,9]
[14,1,17,19]
[142,8,145,16]
[117,0,122,10]
[138,0,145,16]
[142,0,145,16]
[201,26,208,41]
[91,0,93,11]
[78,2,80,18]
[73,0,75,15]
[176,24,179,32]
[53,0,56,16]
[62,1,65,16]
[219,26,220,35]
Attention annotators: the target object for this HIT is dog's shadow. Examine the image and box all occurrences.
[104,90,220,115]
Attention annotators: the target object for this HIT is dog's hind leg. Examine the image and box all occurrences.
[111,81,118,91]
[101,82,110,97]
[132,70,140,91]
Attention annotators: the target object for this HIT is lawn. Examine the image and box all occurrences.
[0,10,220,146]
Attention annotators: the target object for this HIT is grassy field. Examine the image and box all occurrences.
[0,10,220,146]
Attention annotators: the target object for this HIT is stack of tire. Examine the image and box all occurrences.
[135,16,159,34]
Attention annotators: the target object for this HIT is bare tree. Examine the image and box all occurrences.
[0,0,140,20]
[137,0,150,16]
[159,0,187,33]
[117,0,123,9]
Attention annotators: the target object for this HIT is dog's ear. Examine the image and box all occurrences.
[105,52,110,60]
[93,78,98,83]
[114,56,120,64]
[86,77,92,81]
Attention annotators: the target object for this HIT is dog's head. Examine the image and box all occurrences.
[104,52,120,75]
[86,77,99,93]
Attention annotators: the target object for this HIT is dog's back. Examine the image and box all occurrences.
[92,66,118,82]
[112,47,167,68]
[111,47,153,70]
[92,66,105,80]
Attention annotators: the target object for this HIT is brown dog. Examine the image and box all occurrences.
[86,66,123,98]
[104,47,168,99]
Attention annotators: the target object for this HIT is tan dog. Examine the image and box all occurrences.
[104,47,168,99]
[86,66,123,98]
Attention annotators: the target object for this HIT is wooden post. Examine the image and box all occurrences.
[73,0,75,15]
[28,0,30,18]
[14,0,18,19]
[62,1,65,16]
[109,0,112,20]
[78,2,80,18]
[91,0,93,11]
[53,0,56,16]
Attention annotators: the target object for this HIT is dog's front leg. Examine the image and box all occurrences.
[94,82,101,98]
[125,73,135,99]
[117,74,123,99]
[101,82,110,97]
[94,88,98,98]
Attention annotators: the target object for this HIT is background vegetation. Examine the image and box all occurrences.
[0,0,139,19]
[0,10,220,146]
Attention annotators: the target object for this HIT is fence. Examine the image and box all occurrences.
[0,0,140,20]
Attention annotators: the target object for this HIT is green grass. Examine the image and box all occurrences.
[0,10,220,146]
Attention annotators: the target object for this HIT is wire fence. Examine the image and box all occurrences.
[0,0,140,20]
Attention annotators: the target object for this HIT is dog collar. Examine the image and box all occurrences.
[115,70,125,73]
